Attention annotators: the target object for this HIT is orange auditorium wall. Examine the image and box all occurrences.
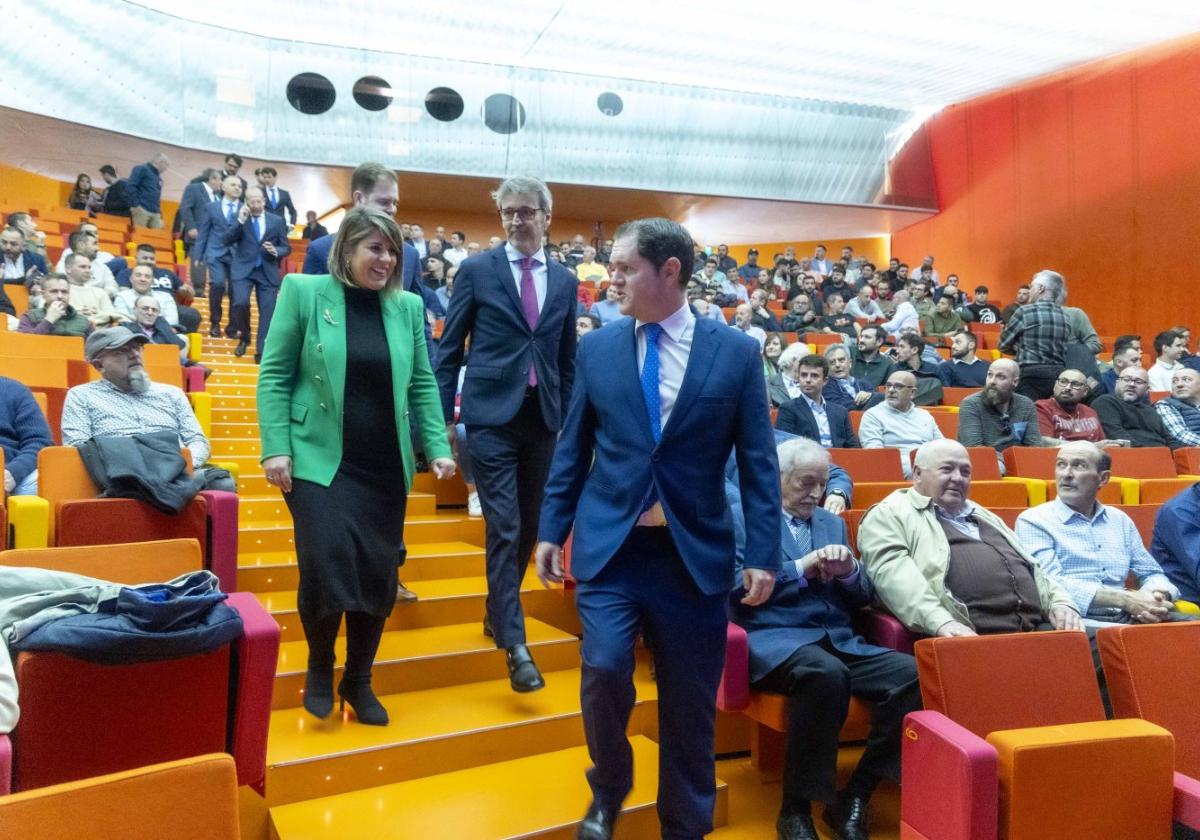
[891,33,1200,341]
[0,163,180,232]
[726,238,890,270]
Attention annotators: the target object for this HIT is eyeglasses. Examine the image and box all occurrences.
[884,383,914,391]
[1118,376,1148,386]
[499,207,542,221]
[998,415,1013,436]
[1055,378,1088,389]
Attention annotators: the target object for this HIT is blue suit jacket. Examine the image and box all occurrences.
[435,247,578,431]
[822,377,873,411]
[539,315,781,596]
[774,396,860,448]
[194,200,242,263]
[178,181,216,235]
[730,507,888,682]
[2,249,47,283]
[264,187,297,226]
[222,212,291,283]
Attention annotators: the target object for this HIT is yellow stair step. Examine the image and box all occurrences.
[237,541,486,591]
[272,617,580,707]
[237,492,437,523]
[270,735,725,838]
[237,515,483,554]
[257,569,571,641]
[265,667,661,808]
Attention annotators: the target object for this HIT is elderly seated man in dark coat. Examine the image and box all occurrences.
[729,437,921,840]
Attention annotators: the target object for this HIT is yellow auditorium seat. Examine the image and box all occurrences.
[0,754,241,840]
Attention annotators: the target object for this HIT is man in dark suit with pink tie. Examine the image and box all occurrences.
[435,176,578,694]
[536,218,781,840]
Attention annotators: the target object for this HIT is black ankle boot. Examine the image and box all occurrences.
[303,666,335,719]
[337,677,389,726]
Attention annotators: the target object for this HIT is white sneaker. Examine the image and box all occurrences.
[468,491,482,517]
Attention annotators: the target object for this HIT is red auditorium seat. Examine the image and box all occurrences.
[6,447,237,589]
[0,540,278,794]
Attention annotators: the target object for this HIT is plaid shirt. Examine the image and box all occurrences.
[1155,397,1200,447]
[998,300,1071,366]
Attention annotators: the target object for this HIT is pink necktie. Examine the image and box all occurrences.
[520,256,540,386]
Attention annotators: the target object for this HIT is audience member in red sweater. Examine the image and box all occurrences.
[1035,369,1129,448]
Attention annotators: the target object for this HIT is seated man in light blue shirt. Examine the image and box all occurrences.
[589,283,623,325]
[1015,441,1188,625]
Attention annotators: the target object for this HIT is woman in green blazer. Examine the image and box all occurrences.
[258,207,454,725]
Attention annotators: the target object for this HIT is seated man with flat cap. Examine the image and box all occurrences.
[730,438,920,840]
[858,439,1082,637]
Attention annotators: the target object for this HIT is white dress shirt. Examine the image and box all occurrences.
[504,242,547,312]
[635,301,695,526]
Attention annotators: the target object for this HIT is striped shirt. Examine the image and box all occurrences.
[1016,498,1178,615]
[998,300,1071,366]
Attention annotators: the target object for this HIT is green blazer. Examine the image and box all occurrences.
[257,274,451,490]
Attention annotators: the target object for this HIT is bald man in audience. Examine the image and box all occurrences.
[956,359,1042,472]
[858,370,943,479]
[1036,369,1128,448]
[1154,368,1200,447]
[1093,366,1178,449]
[858,439,1081,637]
[1016,441,1186,625]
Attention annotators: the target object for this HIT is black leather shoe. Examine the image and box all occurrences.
[575,802,616,840]
[209,324,221,338]
[777,811,820,840]
[225,325,238,338]
[506,644,545,693]
[822,791,870,840]
[234,339,248,357]
[482,614,493,638]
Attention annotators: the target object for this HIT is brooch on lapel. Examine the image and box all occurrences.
[323,308,339,326]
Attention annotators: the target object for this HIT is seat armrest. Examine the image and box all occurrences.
[6,495,49,549]
[902,711,998,840]
[0,733,11,795]
[183,366,205,393]
[187,332,203,362]
[1175,772,1200,830]
[854,607,918,654]
[198,490,238,592]
[188,392,212,437]
[1110,476,1141,505]
[209,460,240,480]
[717,622,750,712]
[225,592,280,791]
[1001,476,1047,506]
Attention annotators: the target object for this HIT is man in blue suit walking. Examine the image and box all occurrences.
[536,218,781,840]
[223,186,290,361]
[729,437,920,840]
[194,175,243,338]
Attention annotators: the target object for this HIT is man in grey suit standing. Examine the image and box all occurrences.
[435,176,577,694]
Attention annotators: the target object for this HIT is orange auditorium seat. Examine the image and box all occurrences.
[0,754,241,840]
[1110,504,1161,547]
[941,386,977,406]
[802,332,842,348]
[828,447,904,481]
[1175,447,1200,475]
[6,447,237,589]
[1003,446,1122,504]
[1098,623,1200,785]
[903,632,1179,840]
[1107,447,1200,505]
[932,411,959,437]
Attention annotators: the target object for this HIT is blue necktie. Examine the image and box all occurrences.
[253,216,263,267]
[226,203,234,223]
[639,323,663,513]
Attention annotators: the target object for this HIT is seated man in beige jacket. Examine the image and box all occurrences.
[857,439,1083,637]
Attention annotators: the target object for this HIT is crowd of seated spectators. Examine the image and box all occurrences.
[4,170,1200,840]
